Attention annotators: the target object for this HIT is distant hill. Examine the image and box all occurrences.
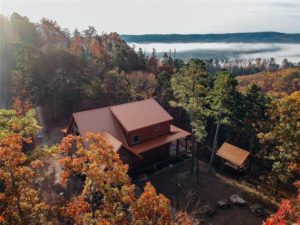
[237,68,300,95]
[122,32,300,43]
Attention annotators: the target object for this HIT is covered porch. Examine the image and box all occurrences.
[127,125,191,176]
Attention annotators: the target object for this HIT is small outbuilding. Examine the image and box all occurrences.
[216,142,250,172]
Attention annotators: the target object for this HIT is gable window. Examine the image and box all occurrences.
[154,124,160,132]
[132,134,140,144]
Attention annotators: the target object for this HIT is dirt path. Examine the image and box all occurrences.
[150,160,270,225]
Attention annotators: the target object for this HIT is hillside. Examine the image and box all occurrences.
[122,32,300,43]
[237,68,300,95]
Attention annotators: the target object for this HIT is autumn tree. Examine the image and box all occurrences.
[0,109,40,141]
[43,48,91,121]
[156,71,172,107]
[10,12,40,46]
[147,48,159,74]
[12,45,49,104]
[264,181,300,225]
[39,18,69,48]
[170,59,210,174]
[237,67,300,96]
[131,182,191,225]
[102,70,128,105]
[57,133,192,225]
[111,43,139,72]
[12,97,31,116]
[137,48,146,70]
[207,71,239,171]
[70,29,84,57]
[0,15,18,108]
[0,104,53,225]
[124,71,158,101]
[237,84,270,152]
[258,91,300,188]
[160,52,174,74]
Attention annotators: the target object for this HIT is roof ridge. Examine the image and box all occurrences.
[73,105,112,115]
[110,98,155,109]
[74,98,155,115]
[223,142,249,153]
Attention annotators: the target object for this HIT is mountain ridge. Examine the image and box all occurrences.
[121,32,300,43]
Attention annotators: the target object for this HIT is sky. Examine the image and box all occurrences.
[1,0,300,34]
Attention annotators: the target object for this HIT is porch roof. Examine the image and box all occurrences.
[128,125,191,155]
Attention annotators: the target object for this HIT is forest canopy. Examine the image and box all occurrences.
[0,12,299,225]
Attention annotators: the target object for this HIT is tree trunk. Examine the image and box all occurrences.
[196,142,200,178]
[209,122,220,172]
[190,134,194,174]
[249,131,254,154]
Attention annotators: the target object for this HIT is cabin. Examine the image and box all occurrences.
[66,98,191,176]
[216,142,250,173]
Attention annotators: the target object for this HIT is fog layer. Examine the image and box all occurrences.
[130,42,300,62]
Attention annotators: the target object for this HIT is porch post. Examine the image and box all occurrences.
[176,139,179,155]
[185,137,188,153]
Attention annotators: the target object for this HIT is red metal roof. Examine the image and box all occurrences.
[110,98,173,132]
[73,106,127,146]
[70,99,190,158]
[216,142,250,167]
[101,131,123,152]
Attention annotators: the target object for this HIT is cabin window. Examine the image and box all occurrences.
[154,124,160,132]
[132,134,140,144]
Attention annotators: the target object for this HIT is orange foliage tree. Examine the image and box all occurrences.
[264,181,300,225]
[57,133,192,225]
[12,97,31,116]
[237,68,300,96]
[0,134,51,224]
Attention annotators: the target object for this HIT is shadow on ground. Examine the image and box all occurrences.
[149,160,270,225]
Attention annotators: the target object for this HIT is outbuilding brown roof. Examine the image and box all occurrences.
[216,142,250,167]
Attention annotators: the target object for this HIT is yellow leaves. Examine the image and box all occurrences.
[30,159,44,169]
[96,219,111,225]
[237,68,300,96]
[0,109,40,142]
[11,121,21,131]
[57,133,191,225]
[0,193,5,201]
[24,137,32,144]
[0,133,52,224]
[171,211,193,225]
[120,184,135,205]
[60,171,70,185]
[130,182,172,225]
[65,197,91,221]
[290,91,300,100]
[257,91,300,185]
[0,134,26,168]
